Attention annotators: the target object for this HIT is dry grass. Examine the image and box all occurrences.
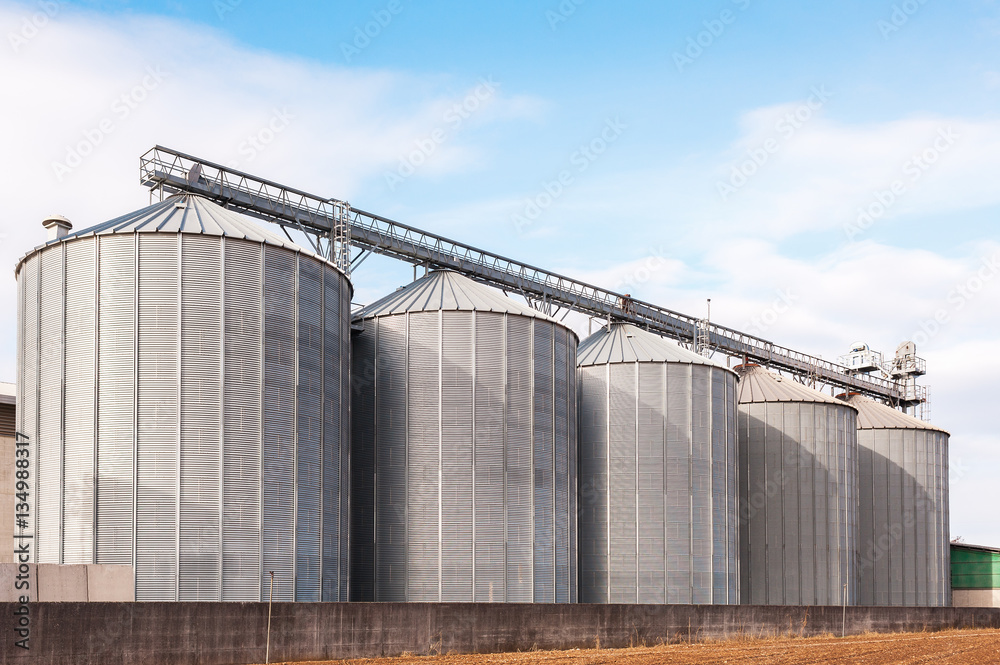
[260,627,1000,665]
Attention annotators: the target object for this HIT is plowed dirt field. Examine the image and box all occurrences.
[266,629,1000,664]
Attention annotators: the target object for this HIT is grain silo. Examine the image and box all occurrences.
[350,270,577,603]
[736,365,858,606]
[15,194,351,602]
[577,323,739,604]
[843,394,950,607]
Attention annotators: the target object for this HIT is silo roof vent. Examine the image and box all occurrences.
[42,215,72,241]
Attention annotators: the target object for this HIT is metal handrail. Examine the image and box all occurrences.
[139,145,907,401]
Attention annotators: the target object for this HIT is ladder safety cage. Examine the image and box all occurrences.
[139,145,907,402]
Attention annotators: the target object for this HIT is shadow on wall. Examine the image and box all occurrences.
[348,311,577,603]
[738,413,857,606]
[857,442,948,607]
[738,413,947,607]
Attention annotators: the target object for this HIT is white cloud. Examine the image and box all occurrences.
[0,2,541,380]
[2,2,998,548]
[562,235,1000,543]
[677,108,1000,242]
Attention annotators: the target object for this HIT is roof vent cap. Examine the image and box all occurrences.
[42,215,72,241]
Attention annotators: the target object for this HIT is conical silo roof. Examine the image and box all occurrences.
[353,270,569,329]
[842,394,948,434]
[16,193,332,274]
[736,364,853,407]
[577,322,731,370]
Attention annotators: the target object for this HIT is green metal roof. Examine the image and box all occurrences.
[951,543,1000,590]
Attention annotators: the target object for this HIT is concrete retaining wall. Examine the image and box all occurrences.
[0,565,133,603]
[2,602,1000,665]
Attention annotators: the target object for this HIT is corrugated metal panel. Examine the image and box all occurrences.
[636,362,665,605]
[710,368,730,602]
[505,315,532,603]
[737,364,848,406]
[473,312,505,602]
[665,362,693,604]
[17,195,328,265]
[578,364,609,603]
[406,311,441,601]
[736,388,858,606]
[567,332,579,605]
[179,235,221,601]
[608,362,637,604]
[18,255,39,562]
[96,234,135,567]
[578,322,725,368]
[850,395,948,432]
[18,212,350,602]
[356,299,576,603]
[350,321,377,602]
[725,372,738,604]
[374,314,408,602]
[553,327,570,604]
[137,234,179,601]
[737,401,751,602]
[354,270,562,325]
[855,422,950,607]
[62,238,96,564]
[532,322,555,603]
[295,256,323,602]
[222,239,262,601]
[441,311,474,602]
[38,245,64,564]
[261,245,296,601]
[323,265,348,602]
[577,323,738,606]
[691,365,712,604]
[338,276,351,600]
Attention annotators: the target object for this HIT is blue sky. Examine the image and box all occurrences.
[1,1,999,545]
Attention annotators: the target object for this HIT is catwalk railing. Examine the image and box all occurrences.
[139,145,907,402]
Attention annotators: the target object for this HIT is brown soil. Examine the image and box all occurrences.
[267,628,1000,665]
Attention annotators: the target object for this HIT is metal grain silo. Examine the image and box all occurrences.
[736,365,858,606]
[15,194,351,602]
[844,394,950,607]
[350,270,577,603]
[577,323,739,605]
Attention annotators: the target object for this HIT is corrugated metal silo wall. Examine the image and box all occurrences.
[350,310,577,602]
[737,400,858,606]
[16,234,351,602]
[577,362,738,604]
[857,428,950,607]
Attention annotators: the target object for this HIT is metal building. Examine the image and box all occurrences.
[845,394,950,607]
[577,323,739,604]
[951,542,1000,608]
[736,365,858,606]
[15,194,352,602]
[350,270,578,603]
